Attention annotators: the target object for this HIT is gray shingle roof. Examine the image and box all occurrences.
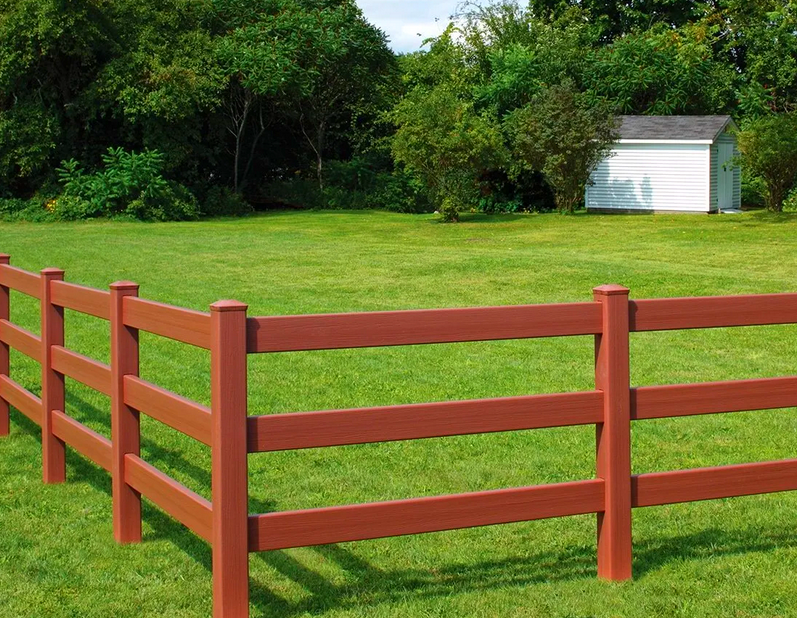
[618,115,734,141]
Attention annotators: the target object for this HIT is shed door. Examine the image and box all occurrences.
[717,142,734,210]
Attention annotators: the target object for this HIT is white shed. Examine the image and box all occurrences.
[586,115,741,213]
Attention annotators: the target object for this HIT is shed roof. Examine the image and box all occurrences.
[618,115,734,142]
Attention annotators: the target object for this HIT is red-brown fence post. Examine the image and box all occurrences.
[0,253,9,436]
[593,284,632,581]
[110,281,142,543]
[41,267,66,483]
[210,300,249,618]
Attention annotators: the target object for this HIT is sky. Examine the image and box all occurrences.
[357,1,461,53]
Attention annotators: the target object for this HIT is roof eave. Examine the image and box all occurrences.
[618,139,714,145]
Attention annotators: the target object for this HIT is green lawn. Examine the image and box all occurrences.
[3,210,797,617]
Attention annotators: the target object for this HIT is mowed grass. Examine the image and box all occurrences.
[2,210,797,617]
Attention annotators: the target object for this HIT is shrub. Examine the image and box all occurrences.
[56,148,199,221]
[369,170,433,214]
[478,196,522,214]
[201,186,253,217]
[783,187,797,212]
[506,80,619,214]
[262,165,433,214]
[736,113,797,212]
[0,196,56,222]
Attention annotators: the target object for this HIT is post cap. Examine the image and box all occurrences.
[210,299,248,312]
[110,281,139,291]
[593,284,630,297]
[40,267,65,277]
[0,254,9,264]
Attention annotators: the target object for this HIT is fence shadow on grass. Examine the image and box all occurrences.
[249,542,598,617]
[633,524,797,578]
[9,405,797,616]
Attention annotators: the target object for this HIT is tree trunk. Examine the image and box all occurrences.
[299,113,326,190]
[315,122,325,189]
[767,183,785,212]
[233,100,251,194]
[241,103,267,191]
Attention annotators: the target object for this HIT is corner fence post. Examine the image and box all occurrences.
[0,254,9,436]
[593,284,632,581]
[110,281,142,543]
[210,300,250,618]
[41,268,66,483]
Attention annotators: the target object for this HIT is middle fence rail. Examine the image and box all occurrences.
[2,252,797,617]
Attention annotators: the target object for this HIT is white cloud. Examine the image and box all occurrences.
[357,0,460,52]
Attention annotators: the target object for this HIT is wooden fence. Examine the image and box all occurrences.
[2,252,797,617]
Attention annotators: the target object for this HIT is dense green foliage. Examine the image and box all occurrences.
[736,113,797,212]
[2,0,797,218]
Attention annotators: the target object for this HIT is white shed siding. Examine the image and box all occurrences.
[587,143,710,212]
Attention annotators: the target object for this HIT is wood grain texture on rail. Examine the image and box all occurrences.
[248,390,603,452]
[51,346,111,396]
[248,479,605,552]
[124,375,211,445]
[630,294,797,332]
[0,264,41,299]
[247,302,602,353]
[51,410,112,472]
[632,376,797,420]
[123,296,211,349]
[0,319,41,363]
[632,459,797,507]
[50,280,110,320]
[124,454,212,542]
[0,374,42,425]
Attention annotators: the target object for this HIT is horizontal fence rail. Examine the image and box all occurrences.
[124,296,211,349]
[247,390,604,452]
[248,480,606,552]
[51,346,111,396]
[3,252,797,618]
[246,302,602,353]
[124,375,212,445]
[0,319,41,362]
[51,409,112,472]
[50,280,110,320]
[630,293,797,331]
[0,263,40,298]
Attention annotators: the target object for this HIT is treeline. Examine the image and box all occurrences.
[1,0,797,221]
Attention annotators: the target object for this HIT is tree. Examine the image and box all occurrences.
[528,0,711,40]
[392,87,506,222]
[506,81,618,213]
[724,0,797,116]
[0,0,114,193]
[584,23,736,115]
[736,113,797,212]
[215,0,396,191]
[473,9,599,116]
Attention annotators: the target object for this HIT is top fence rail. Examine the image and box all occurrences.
[0,263,41,299]
[244,293,797,353]
[246,302,603,353]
